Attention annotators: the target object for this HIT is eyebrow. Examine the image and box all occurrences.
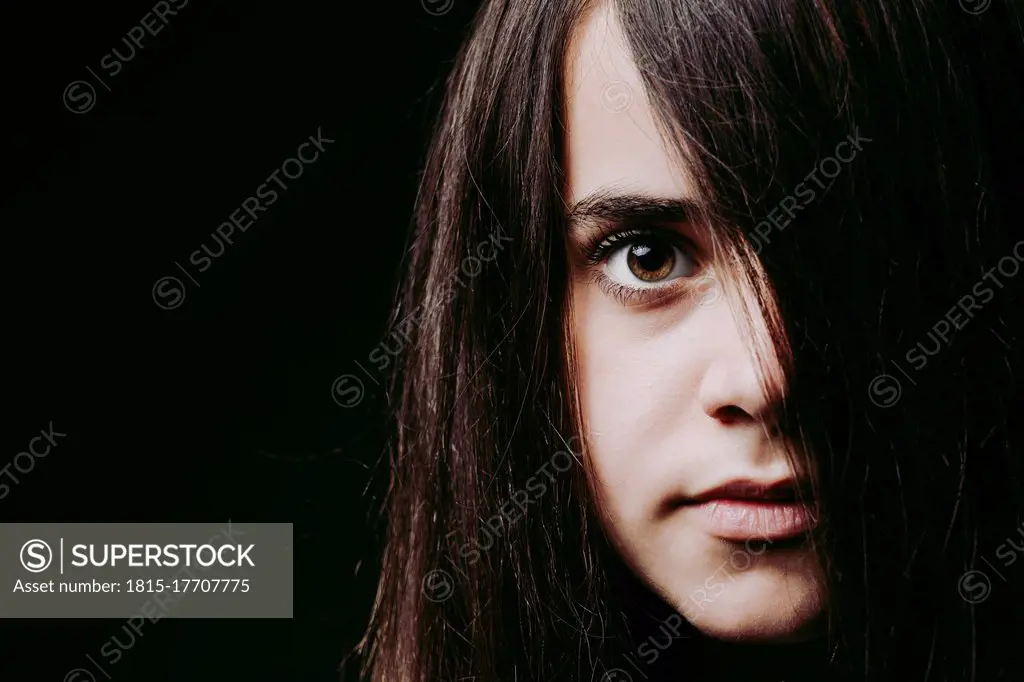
[566,189,702,233]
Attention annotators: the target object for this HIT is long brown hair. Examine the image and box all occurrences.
[355,1,1024,680]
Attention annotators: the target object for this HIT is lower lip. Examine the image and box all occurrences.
[691,500,816,541]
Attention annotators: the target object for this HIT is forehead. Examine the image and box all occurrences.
[563,4,692,205]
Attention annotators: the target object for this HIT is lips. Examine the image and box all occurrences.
[685,478,810,503]
[674,478,817,541]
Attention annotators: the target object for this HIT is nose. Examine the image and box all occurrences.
[696,310,780,427]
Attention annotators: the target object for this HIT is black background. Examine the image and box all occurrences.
[2,0,478,679]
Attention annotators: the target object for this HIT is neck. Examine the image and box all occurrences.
[654,634,836,682]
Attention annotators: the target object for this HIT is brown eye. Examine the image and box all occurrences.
[607,235,696,287]
[626,240,676,282]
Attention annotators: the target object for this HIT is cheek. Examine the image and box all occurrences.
[570,283,703,517]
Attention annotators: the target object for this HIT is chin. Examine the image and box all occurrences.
[662,560,827,642]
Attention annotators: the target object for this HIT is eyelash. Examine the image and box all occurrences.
[582,226,704,306]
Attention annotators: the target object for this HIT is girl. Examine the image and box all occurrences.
[356,1,1024,680]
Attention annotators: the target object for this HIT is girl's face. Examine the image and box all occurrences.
[564,4,825,641]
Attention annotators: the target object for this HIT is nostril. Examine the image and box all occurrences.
[712,404,753,424]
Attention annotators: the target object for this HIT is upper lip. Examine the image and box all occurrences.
[680,478,811,504]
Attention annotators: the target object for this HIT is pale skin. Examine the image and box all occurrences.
[564,3,825,641]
